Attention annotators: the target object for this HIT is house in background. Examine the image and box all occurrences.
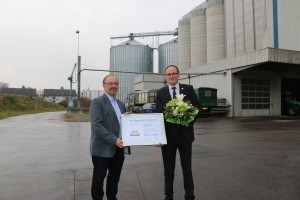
[0,87,37,97]
[43,89,76,103]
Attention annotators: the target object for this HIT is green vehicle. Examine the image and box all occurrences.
[282,92,300,116]
[195,87,217,112]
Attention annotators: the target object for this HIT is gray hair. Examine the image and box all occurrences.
[102,74,118,84]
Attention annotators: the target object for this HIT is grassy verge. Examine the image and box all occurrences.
[0,109,66,120]
[64,112,90,122]
[0,94,66,120]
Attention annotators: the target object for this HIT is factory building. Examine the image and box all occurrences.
[111,0,300,117]
[177,0,300,117]
[131,0,300,117]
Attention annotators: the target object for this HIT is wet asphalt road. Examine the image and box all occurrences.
[0,112,300,200]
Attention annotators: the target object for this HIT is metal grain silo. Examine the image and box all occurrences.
[190,6,207,68]
[178,15,191,71]
[207,0,225,63]
[158,38,178,73]
[110,39,153,101]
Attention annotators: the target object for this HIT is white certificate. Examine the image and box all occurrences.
[121,113,167,146]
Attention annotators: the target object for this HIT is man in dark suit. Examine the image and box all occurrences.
[156,65,200,200]
[90,74,127,200]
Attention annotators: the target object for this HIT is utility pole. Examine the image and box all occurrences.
[77,55,81,108]
[76,30,81,108]
[68,63,76,98]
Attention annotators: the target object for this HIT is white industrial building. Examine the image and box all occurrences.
[132,0,300,117]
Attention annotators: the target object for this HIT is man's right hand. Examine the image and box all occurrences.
[116,138,124,148]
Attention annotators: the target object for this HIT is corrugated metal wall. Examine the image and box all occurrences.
[158,38,178,73]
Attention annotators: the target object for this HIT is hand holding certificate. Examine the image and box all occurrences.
[121,113,167,146]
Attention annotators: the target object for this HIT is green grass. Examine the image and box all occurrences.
[0,94,66,120]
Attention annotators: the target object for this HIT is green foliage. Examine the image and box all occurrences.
[5,95,16,104]
[80,97,91,108]
[58,97,91,108]
[0,94,65,119]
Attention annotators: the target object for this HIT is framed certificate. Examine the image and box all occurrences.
[121,113,167,146]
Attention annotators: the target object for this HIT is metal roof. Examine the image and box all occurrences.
[117,39,146,46]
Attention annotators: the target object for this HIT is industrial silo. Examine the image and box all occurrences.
[178,15,191,71]
[110,38,153,101]
[190,6,207,68]
[158,38,178,73]
[206,0,225,63]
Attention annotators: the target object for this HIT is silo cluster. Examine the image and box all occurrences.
[177,0,225,70]
[110,39,152,101]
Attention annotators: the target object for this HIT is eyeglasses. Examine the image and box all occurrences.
[104,82,119,87]
[165,72,179,77]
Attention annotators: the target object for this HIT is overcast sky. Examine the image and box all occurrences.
[0,0,204,91]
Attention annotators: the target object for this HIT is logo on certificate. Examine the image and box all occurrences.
[130,130,140,136]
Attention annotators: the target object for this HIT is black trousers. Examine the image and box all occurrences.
[161,134,195,200]
[91,148,124,200]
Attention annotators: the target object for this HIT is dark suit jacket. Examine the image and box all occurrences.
[156,83,200,144]
[90,94,125,158]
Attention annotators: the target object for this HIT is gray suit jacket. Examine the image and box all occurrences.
[90,94,125,158]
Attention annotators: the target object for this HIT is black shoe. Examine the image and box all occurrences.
[184,194,195,200]
[164,195,173,200]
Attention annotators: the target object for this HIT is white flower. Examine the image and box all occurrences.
[175,93,185,101]
[176,101,184,106]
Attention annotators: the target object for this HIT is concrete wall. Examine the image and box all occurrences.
[225,0,266,56]
[244,0,255,52]
[190,8,207,67]
[260,0,300,51]
[178,17,191,70]
[277,0,300,51]
[179,70,232,105]
[207,0,225,62]
[225,0,235,57]
[134,74,165,91]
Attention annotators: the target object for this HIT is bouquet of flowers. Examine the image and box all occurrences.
[164,94,199,126]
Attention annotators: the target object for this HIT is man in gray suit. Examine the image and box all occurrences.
[90,74,126,200]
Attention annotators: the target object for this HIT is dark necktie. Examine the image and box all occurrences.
[172,87,177,99]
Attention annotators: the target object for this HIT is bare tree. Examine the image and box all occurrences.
[0,81,9,91]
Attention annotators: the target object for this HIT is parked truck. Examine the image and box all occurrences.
[125,89,157,112]
[194,87,217,112]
